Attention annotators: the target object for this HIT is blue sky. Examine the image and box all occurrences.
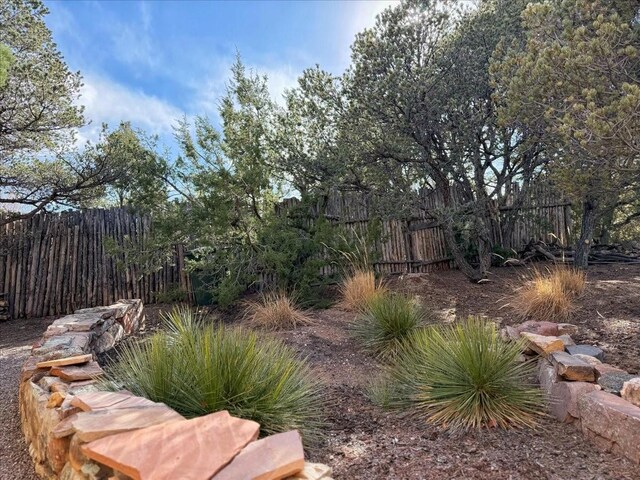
[45,0,397,148]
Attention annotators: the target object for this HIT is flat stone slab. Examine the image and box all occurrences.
[516,321,559,337]
[51,361,104,382]
[289,463,333,480]
[70,406,185,442]
[594,363,627,380]
[550,351,595,381]
[566,344,604,361]
[521,332,564,357]
[549,381,600,422]
[213,430,304,480]
[579,390,640,463]
[32,332,93,360]
[598,372,637,395]
[81,410,260,480]
[49,313,106,332]
[71,391,158,412]
[557,323,578,335]
[538,359,559,394]
[36,354,93,369]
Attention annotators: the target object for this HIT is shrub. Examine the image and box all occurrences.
[352,293,427,359]
[512,266,586,322]
[339,269,386,312]
[373,317,542,431]
[244,291,313,330]
[101,307,324,447]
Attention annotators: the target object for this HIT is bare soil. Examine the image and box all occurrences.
[4,264,640,479]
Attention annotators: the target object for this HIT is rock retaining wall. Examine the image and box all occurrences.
[19,300,332,480]
[504,320,640,464]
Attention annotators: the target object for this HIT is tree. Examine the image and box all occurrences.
[492,0,640,266]
[0,0,126,225]
[342,0,543,281]
[0,44,13,87]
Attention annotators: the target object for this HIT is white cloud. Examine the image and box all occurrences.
[78,73,184,142]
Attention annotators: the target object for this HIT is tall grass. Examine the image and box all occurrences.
[512,266,586,322]
[352,293,427,359]
[371,317,542,431]
[339,269,387,312]
[244,291,313,330]
[101,307,324,447]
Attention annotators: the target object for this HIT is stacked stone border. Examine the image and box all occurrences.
[19,300,332,480]
[503,321,640,464]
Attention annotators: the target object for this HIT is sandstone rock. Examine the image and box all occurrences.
[288,462,333,480]
[572,354,602,367]
[549,351,595,381]
[37,354,93,369]
[538,359,559,394]
[82,411,260,480]
[566,344,604,361]
[71,391,157,412]
[67,380,100,396]
[53,414,79,439]
[21,356,48,383]
[47,436,71,473]
[516,321,559,337]
[598,372,636,395]
[558,334,575,346]
[49,313,106,333]
[549,381,600,422]
[47,391,67,408]
[557,323,578,336]
[214,430,304,480]
[578,390,640,463]
[621,378,640,408]
[51,362,104,382]
[38,375,68,392]
[71,406,185,442]
[594,363,626,380]
[32,333,93,361]
[502,326,520,341]
[521,332,564,357]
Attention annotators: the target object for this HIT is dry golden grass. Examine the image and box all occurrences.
[339,269,387,312]
[244,292,313,330]
[512,266,586,322]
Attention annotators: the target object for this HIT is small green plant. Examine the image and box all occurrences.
[372,317,542,431]
[352,293,427,359]
[101,307,324,446]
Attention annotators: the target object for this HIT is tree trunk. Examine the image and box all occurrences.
[440,218,490,282]
[574,198,598,268]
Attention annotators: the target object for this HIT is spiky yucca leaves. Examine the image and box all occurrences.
[513,266,586,322]
[101,307,324,447]
[339,269,386,312]
[244,291,313,330]
[352,293,427,359]
[375,317,542,431]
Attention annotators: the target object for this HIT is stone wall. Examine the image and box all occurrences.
[19,300,333,480]
[504,320,640,464]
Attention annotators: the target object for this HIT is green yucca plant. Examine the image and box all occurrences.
[101,306,325,447]
[373,317,542,431]
[352,293,427,359]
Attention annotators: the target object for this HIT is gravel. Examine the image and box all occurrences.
[0,317,52,480]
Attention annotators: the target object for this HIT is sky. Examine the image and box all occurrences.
[44,0,398,149]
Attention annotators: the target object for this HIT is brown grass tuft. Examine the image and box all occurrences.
[512,266,586,322]
[339,269,387,312]
[244,292,313,330]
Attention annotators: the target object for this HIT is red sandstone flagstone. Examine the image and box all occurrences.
[71,391,157,412]
[81,410,260,480]
[37,354,93,369]
[212,430,305,480]
[50,361,104,382]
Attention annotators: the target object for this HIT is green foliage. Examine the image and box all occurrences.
[352,293,428,359]
[0,44,13,87]
[373,317,542,431]
[102,307,325,447]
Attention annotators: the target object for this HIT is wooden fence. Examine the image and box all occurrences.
[0,183,570,319]
[0,209,190,319]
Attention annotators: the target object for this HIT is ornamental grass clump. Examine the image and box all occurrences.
[339,269,386,312]
[373,317,542,431]
[352,293,427,359]
[244,291,313,330]
[101,307,324,446]
[513,266,586,322]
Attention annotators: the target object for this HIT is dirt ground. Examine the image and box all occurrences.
[4,264,640,479]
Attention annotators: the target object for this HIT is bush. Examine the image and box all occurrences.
[513,266,586,322]
[373,317,542,431]
[352,293,427,359]
[339,269,386,312]
[101,307,324,447]
[244,291,313,330]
